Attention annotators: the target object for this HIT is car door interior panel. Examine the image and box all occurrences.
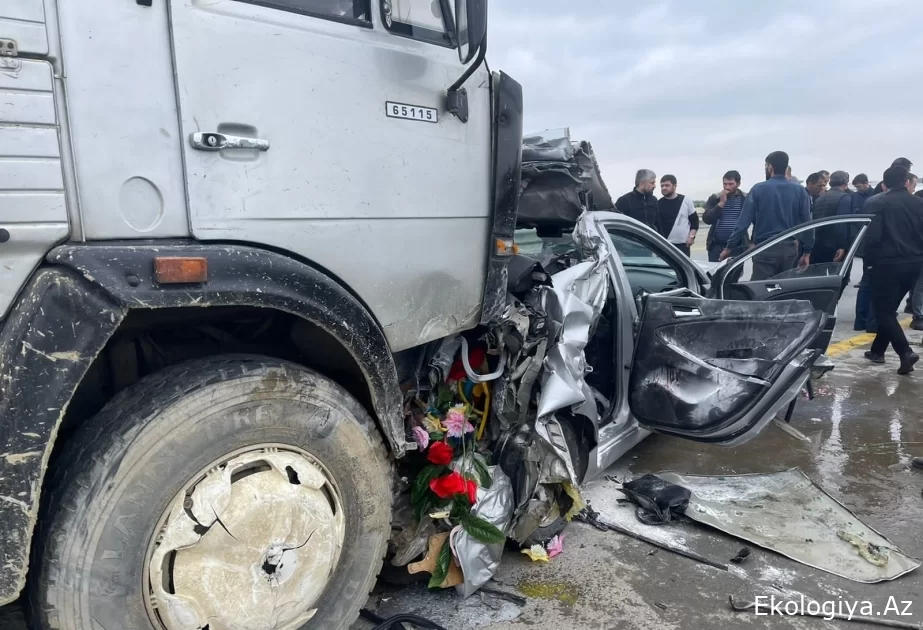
[629,293,824,437]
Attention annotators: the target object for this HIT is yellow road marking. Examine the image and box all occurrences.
[826,317,912,358]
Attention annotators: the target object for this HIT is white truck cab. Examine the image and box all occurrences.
[1,0,495,351]
[1,1,519,627]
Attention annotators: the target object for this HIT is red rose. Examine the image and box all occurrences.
[427,441,454,466]
[466,479,478,505]
[429,472,467,499]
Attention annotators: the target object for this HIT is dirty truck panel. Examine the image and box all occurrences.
[0,269,124,602]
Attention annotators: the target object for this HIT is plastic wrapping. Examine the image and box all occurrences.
[453,466,515,598]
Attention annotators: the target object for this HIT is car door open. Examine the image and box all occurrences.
[709,216,872,352]
[628,290,825,445]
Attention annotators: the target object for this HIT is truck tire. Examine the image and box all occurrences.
[28,355,392,630]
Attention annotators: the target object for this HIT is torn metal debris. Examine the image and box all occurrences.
[655,469,921,583]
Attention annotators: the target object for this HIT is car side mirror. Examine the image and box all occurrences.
[454,0,487,64]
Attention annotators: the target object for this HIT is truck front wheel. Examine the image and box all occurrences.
[28,356,392,630]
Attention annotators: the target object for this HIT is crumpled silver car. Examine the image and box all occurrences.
[390,130,874,597]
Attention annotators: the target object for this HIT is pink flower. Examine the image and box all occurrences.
[444,405,474,438]
[413,426,429,450]
[547,534,565,558]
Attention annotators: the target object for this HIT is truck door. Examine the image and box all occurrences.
[167,0,492,351]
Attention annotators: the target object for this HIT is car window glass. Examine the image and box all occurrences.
[235,0,371,24]
[726,219,866,284]
[607,229,681,295]
[382,0,454,46]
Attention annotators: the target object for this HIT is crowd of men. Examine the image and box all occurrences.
[614,152,923,376]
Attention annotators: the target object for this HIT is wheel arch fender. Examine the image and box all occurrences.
[0,243,407,604]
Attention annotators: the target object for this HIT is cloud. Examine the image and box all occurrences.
[488,0,923,197]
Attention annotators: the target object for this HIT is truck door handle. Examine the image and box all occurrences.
[673,307,701,317]
[765,284,782,292]
[190,132,269,152]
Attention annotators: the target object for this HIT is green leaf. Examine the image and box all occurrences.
[460,512,506,544]
[472,456,493,489]
[427,538,453,588]
[413,496,433,523]
[411,465,443,507]
[436,383,454,411]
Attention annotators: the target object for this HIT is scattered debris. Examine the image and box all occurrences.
[730,547,750,565]
[359,609,450,630]
[547,534,565,558]
[620,474,691,525]
[772,416,812,443]
[654,470,920,582]
[479,587,528,607]
[479,591,506,611]
[576,506,728,571]
[521,545,549,563]
[728,596,921,629]
[837,531,889,567]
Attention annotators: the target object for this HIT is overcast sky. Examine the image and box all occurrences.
[487,0,923,200]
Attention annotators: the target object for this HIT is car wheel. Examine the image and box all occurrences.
[28,355,392,630]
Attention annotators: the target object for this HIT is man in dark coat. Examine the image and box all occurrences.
[810,170,853,265]
[614,169,659,230]
[863,165,923,374]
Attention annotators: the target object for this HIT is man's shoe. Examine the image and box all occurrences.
[898,352,919,375]
[911,318,923,331]
[912,457,923,470]
[864,351,885,364]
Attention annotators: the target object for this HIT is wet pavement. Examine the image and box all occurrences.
[357,264,923,630]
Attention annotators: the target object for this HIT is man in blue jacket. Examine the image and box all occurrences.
[720,151,813,280]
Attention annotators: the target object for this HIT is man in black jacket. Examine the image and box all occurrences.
[863,165,923,374]
[810,170,853,265]
[873,157,912,194]
[615,169,659,230]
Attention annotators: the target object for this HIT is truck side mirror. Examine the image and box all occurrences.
[454,0,487,64]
